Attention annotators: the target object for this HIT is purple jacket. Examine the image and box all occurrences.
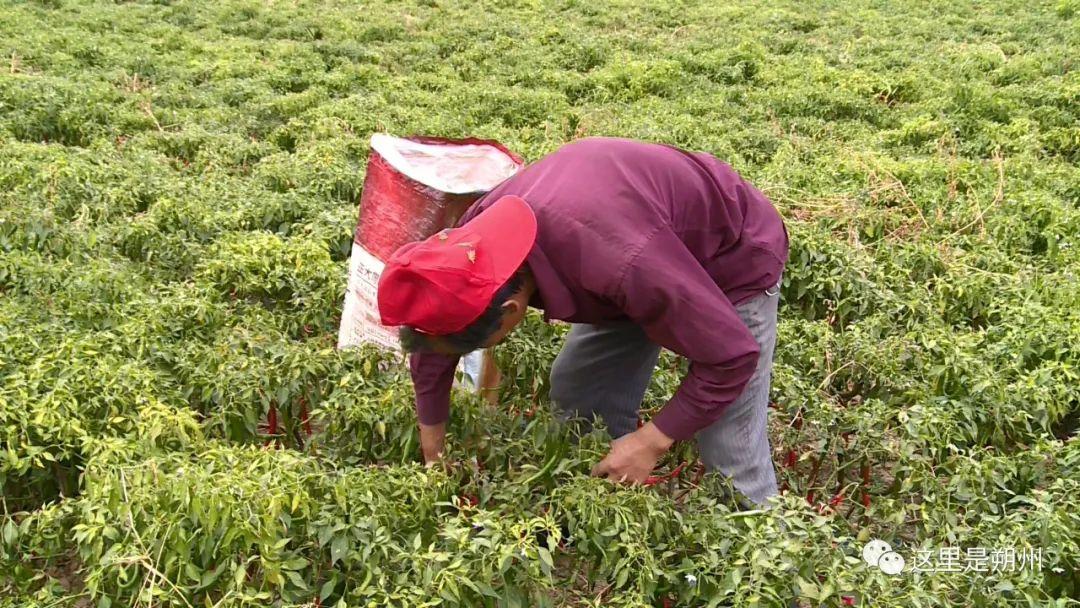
[409,137,788,441]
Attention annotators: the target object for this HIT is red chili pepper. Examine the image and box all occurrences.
[784,449,798,469]
[829,492,845,508]
[644,460,687,486]
[662,596,673,608]
[299,397,313,437]
[842,595,855,606]
[805,490,815,504]
[264,404,278,446]
[862,492,871,508]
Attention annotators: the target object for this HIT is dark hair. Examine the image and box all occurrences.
[399,274,524,354]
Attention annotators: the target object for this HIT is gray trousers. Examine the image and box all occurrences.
[549,282,781,505]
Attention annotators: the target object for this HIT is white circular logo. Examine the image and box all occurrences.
[877,551,906,575]
[862,539,892,567]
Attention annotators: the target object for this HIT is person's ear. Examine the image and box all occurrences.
[501,298,523,317]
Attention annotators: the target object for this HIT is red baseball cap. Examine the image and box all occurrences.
[377,195,538,335]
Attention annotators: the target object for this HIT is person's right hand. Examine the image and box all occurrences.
[418,421,447,466]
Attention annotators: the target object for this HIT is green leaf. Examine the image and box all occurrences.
[330,535,349,565]
[285,570,307,590]
[537,547,554,572]
[476,581,499,598]
[615,567,629,588]
[723,567,742,593]
[320,578,337,601]
[498,552,513,574]
[200,564,225,590]
[2,519,17,545]
[797,576,819,600]
[282,556,308,570]
[317,526,334,548]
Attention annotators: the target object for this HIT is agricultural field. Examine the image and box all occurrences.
[1,0,1079,606]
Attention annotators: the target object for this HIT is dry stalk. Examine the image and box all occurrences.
[862,160,931,232]
[140,100,165,133]
[950,147,1006,237]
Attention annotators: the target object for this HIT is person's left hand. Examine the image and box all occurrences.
[591,421,675,484]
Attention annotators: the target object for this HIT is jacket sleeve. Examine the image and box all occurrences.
[409,351,460,425]
[610,228,760,441]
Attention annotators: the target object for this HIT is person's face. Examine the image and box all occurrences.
[427,287,530,354]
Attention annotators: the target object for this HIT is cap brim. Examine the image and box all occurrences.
[466,195,537,285]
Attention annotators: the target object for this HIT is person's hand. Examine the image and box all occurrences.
[591,421,674,484]
[419,421,447,466]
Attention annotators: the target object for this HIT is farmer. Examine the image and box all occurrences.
[377,137,788,506]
